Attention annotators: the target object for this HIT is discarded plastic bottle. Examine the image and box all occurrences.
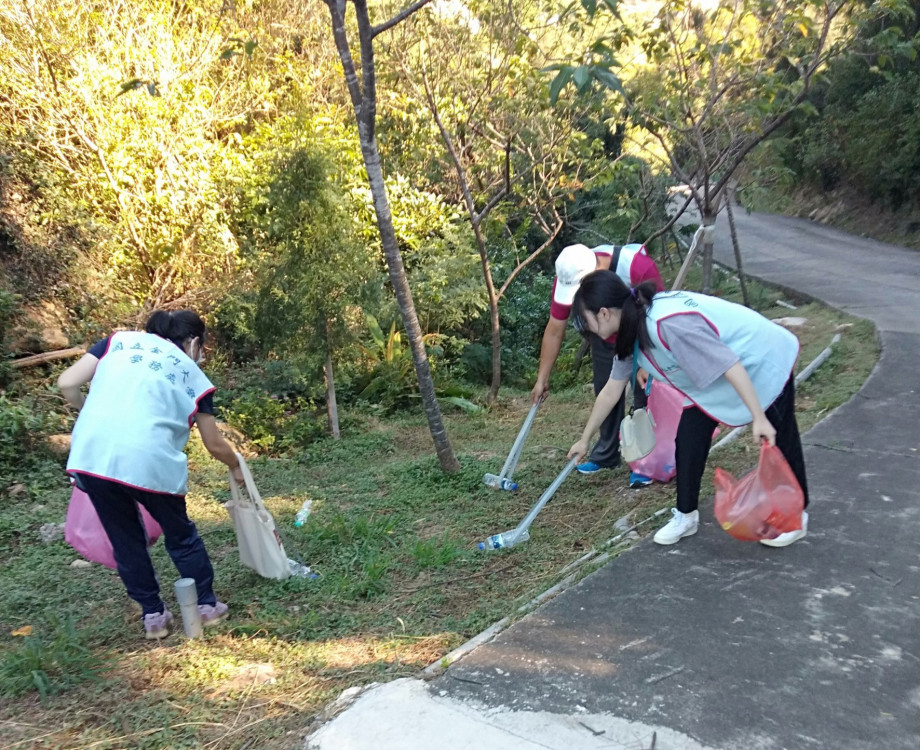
[288,558,319,579]
[478,534,504,550]
[483,474,518,491]
[294,500,313,528]
[477,528,530,551]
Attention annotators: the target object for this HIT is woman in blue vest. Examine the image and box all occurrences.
[566,271,809,547]
[59,310,244,639]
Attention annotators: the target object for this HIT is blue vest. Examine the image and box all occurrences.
[67,331,215,494]
[637,291,799,427]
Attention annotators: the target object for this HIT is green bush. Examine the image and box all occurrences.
[564,155,670,244]
[0,392,47,481]
[839,75,920,207]
[0,288,17,384]
[220,389,325,453]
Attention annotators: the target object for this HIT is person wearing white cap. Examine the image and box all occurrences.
[531,242,664,481]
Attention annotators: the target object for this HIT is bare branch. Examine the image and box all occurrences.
[419,56,487,225]
[372,0,434,38]
[476,178,510,224]
[642,191,694,247]
[497,219,563,299]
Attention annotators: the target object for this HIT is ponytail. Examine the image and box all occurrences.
[144,309,206,350]
[572,271,656,359]
[616,280,657,359]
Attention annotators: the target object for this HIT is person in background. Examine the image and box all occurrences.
[59,310,244,639]
[566,271,809,547]
[532,243,664,486]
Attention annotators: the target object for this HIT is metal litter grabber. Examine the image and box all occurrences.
[479,457,578,550]
[483,402,540,491]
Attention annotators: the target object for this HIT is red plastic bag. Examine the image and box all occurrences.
[714,443,804,541]
[65,486,163,569]
[627,380,684,482]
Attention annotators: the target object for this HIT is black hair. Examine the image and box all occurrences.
[571,270,658,359]
[145,309,206,350]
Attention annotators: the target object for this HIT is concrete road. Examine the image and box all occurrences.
[307,211,920,750]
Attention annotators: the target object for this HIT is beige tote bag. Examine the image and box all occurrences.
[620,407,657,463]
[224,454,291,580]
[621,343,657,463]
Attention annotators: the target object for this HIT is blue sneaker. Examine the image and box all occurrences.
[577,461,605,475]
[629,472,654,489]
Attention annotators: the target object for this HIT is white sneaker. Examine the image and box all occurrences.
[654,509,699,545]
[760,511,808,548]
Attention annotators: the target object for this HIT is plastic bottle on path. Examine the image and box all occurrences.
[294,500,313,528]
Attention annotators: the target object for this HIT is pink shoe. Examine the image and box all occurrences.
[198,601,228,627]
[143,608,173,640]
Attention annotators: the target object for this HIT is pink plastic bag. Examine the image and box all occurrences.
[65,486,163,569]
[714,443,804,541]
[627,381,684,482]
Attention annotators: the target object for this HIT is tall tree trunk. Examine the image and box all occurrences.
[324,353,340,439]
[325,0,459,472]
[724,196,750,308]
[477,229,501,404]
[701,206,717,294]
[324,319,340,440]
[361,137,460,471]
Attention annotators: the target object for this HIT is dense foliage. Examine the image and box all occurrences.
[1,0,911,475]
[0,0,665,468]
[744,0,920,210]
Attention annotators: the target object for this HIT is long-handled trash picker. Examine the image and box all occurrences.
[483,402,540,491]
[478,457,578,550]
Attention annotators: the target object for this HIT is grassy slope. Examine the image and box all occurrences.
[0,266,878,749]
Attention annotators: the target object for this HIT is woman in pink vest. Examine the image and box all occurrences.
[59,310,243,639]
[566,271,809,548]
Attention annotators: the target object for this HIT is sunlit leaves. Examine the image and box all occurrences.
[220,37,259,60]
[575,0,621,21]
[544,33,624,104]
[546,63,624,103]
[117,78,160,96]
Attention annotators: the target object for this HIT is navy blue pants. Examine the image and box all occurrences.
[76,474,217,616]
[674,375,809,514]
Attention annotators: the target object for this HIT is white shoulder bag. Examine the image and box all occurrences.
[224,454,291,580]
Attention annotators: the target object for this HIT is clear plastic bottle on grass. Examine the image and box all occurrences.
[477,528,530,550]
[483,474,518,491]
[288,558,319,579]
[294,500,313,527]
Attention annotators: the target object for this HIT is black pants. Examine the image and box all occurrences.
[589,336,625,468]
[588,335,648,468]
[77,474,218,616]
[674,375,809,513]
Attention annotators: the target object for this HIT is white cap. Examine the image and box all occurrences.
[553,244,597,306]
